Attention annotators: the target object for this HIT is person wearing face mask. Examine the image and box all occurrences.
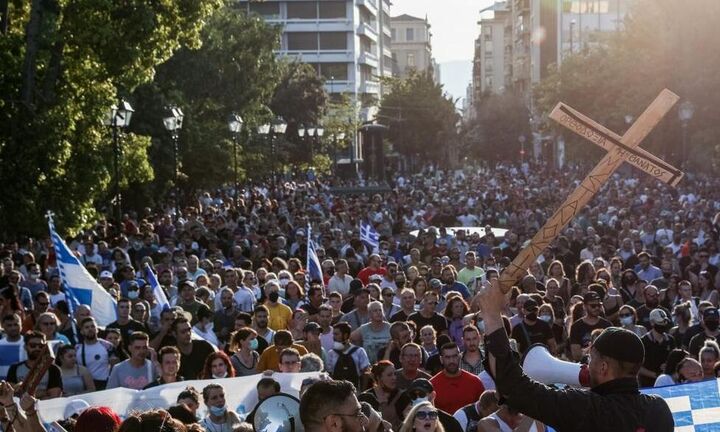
[509,299,556,356]
[638,309,675,387]
[326,322,370,388]
[201,383,241,432]
[688,307,720,356]
[229,327,260,376]
[616,305,648,338]
[263,280,293,331]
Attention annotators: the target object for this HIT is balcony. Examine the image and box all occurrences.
[356,0,378,16]
[279,50,354,64]
[360,80,380,94]
[359,51,379,68]
[357,22,379,42]
[325,80,353,94]
[382,23,392,38]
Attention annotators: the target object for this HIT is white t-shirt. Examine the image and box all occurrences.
[328,274,353,297]
[76,339,113,380]
[233,287,256,313]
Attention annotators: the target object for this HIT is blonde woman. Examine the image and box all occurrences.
[399,401,444,432]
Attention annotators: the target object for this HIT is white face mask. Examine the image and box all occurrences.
[620,316,634,326]
[127,290,139,300]
[212,372,228,379]
[333,341,346,351]
[279,278,290,288]
[538,315,552,323]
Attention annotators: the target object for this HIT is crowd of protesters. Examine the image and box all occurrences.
[1,160,720,432]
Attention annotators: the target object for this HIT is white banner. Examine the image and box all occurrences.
[38,372,320,423]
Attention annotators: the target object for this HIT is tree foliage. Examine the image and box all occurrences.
[0,0,222,236]
[534,0,720,169]
[378,71,458,161]
[464,92,531,163]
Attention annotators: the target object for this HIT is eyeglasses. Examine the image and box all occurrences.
[415,411,439,420]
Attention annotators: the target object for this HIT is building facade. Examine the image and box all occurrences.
[238,0,393,110]
[389,14,438,81]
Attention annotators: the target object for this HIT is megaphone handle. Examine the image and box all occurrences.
[579,364,591,387]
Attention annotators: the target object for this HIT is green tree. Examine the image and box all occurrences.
[378,71,458,162]
[534,0,720,168]
[464,93,531,163]
[0,0,221,236]
[128,7,284,199]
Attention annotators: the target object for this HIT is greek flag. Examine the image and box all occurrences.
[144,263,169,311]
[642,378,720,431]
[48,216,117,326]
[0,341,26,380]
[360,221,380,253]
[305,224,324,290]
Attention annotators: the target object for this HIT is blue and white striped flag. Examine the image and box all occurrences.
[48,216,117,326]
[305,224,324,291]
[642,378,720,431]
[360,221,380,253]
[0,341,26,380]
[144,263,170,311]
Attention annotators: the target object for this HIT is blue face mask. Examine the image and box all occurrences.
[209,405,227,417]
[249,338,259,350]
[476,320,485,333]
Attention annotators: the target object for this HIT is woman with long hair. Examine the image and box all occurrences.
[547,260,571,304]
[359,361,402,430]
[697,270,719,307]
[200,351,236,380]
[56,344,95,396]
[398,401,444,432]
[443,297,470,349]
[412,278,429,299]
[288,308,309,341]
[670,302,692,347]
[573,261,596,297]
[229,327,260,377]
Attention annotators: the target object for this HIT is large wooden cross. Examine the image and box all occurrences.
[499,89,683,292]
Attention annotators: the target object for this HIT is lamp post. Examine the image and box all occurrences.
[163,106,184,219]
[259,117,286,186]
[331,132,346,173]
[104,98,134,225]
[298,124,323,162]
[569,19,576,54]
[227,113,244,201]
[678,100,695,165]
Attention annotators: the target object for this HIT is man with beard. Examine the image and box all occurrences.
[440,266,471,300]
[253,305,275,351]
[395,343,431,391]
[0,314,24,380]
[635,285,669,331]
[300,380,368,432]
[639,309,675,387]
[460,326,485,375]
[689,307,720,356]
[173,316,216,379]
[7,331,63,399]
[569,292,612,362]
[478,278,673,431]
[76,317,113,389]
[430,343,485,414]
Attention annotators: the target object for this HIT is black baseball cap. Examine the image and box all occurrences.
[583,292,601,303]
[523,299,539,312]
[407,378,433,396]
[703,307,719,320]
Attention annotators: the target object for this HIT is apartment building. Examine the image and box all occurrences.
[390,14,439,82]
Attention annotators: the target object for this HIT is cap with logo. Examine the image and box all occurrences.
[649,308,670,325]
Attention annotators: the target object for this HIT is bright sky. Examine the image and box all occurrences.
[390,0,494,63]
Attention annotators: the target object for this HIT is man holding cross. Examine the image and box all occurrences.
[479,276,674,431]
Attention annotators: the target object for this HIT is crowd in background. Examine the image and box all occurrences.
[1,160,720,432]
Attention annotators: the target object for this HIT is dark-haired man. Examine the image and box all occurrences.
[107,298,147,350]
[430,343,485,414]
[173,316,216,379]
[76,317,112,389]
[300,380,368,432]
[569,292,612,362]
[7,331,62,399]
[106,331,156,390]
[479,278,673,431]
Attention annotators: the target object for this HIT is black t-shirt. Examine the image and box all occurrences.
[389,309,412,323]
[510,319,554,355]
[636,305,670,331]
[688,331,719,357]
[107,319,148,349]
[569,317,612,349]
[7,361,63,392]
[640,332,675,387]
[178,340,216,380]
[408,312,448,337]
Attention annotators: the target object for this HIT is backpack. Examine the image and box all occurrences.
[332,346,360,386]
[462,404,482,432]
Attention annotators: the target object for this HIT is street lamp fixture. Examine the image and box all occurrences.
[678,100,695,165]
[163,105,184,219]
[257,124,271,135]
[104,98,134,227]
[228,113,243,201]
[316,126,325,137]
[272,116,287,134]
[298,124,306,138]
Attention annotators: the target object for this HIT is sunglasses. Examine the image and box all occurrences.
[415,411,439,420]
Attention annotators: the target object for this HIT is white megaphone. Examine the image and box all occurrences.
[521,343,591,388]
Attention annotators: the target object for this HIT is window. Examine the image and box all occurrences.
[406,28,414,41]
[391,28,396,40]
[407,52,415,67]
[319,63,348,80]
[287,32,318,50]
[484,40,493,53]
[287,1,317,19]
[319,1,346,19]
[319,32,347,50]
[248,2,280,19]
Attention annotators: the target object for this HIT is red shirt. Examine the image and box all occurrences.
[357,266,387,285]
[430,370,485,414]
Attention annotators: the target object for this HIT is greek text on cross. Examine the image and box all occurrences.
[497,89,683,292]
